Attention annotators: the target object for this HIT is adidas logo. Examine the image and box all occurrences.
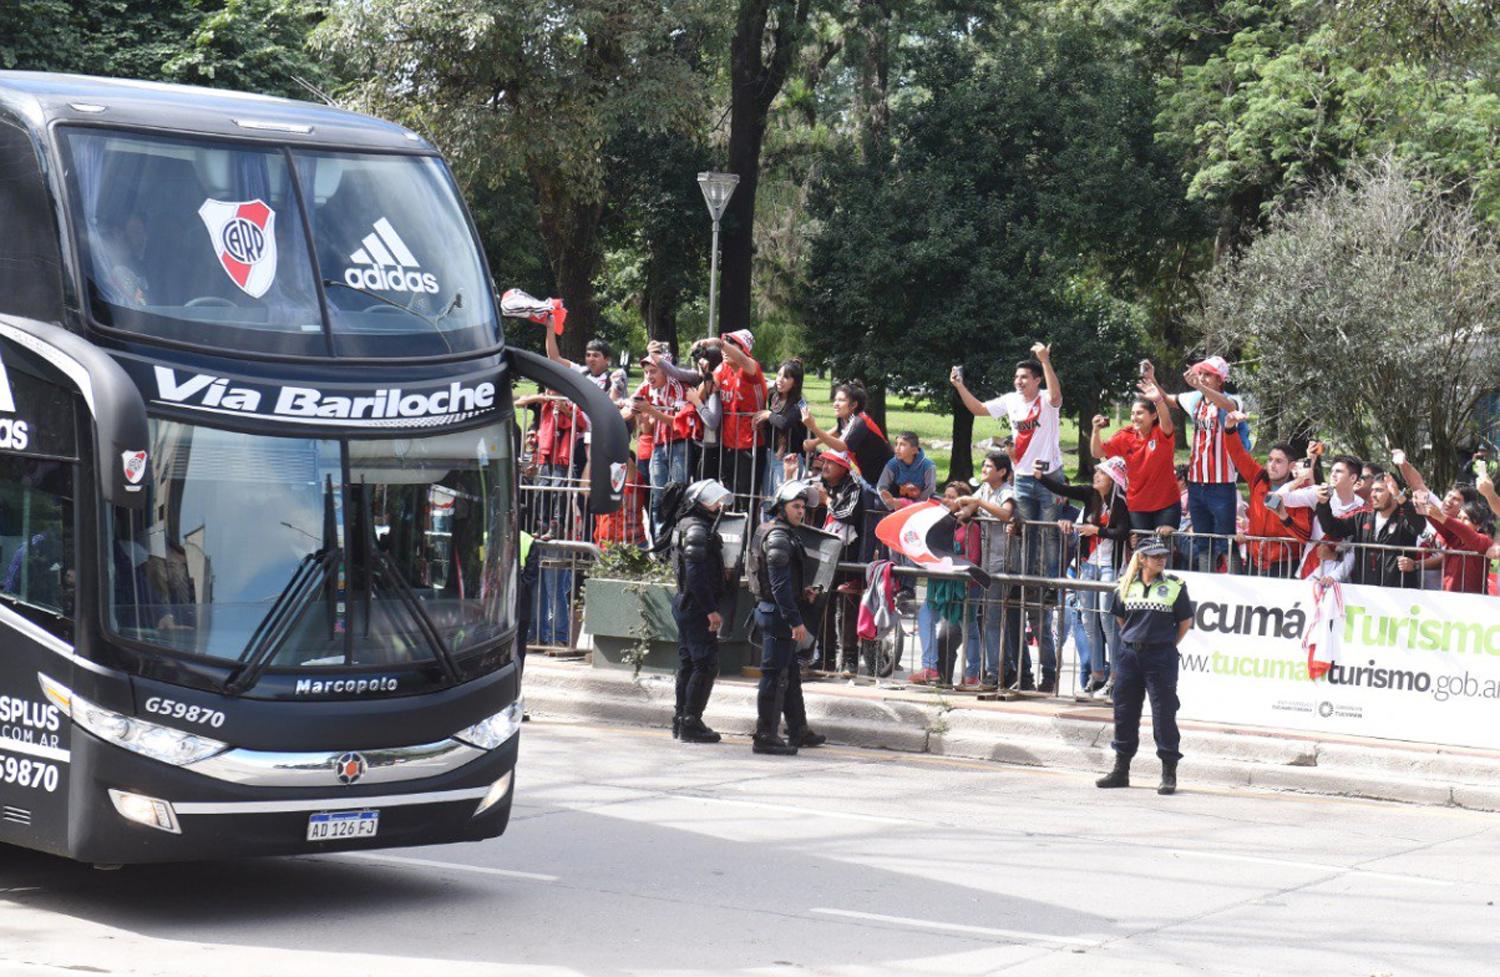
[0,352,29,450]
[342,217,440,295]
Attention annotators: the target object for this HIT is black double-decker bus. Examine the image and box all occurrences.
[0,72,625,863]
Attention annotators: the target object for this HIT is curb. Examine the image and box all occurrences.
[521,660,1500,811]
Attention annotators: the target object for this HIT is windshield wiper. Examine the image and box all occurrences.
[356,480,462,686]
[322,280,455,354]
[225,546,341,696]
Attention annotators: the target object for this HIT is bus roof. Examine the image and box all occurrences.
[0,71,435,153]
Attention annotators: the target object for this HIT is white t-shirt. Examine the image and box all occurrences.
[1280,485,1363,542]
[983,391,1063,473]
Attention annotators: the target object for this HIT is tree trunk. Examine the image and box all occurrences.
[1075,403,1099,480]
[532,171,603,362]
[641,256,680,360]
[864,383,887,436]
[852,0,891,163]
[720,0,807,335]
[948,398,974,484]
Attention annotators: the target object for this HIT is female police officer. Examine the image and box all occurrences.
[1096,537,1193,795]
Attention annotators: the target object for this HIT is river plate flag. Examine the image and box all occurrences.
[500,288,568,335]
[875,501,991,587]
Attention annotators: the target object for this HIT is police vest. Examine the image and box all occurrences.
[1120,574,1185,614]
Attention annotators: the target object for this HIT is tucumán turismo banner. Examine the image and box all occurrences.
[1173,570,1500,750]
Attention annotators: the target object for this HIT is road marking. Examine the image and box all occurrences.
[1165,849,1452,886]
[336,852,560,882]
[810,908,1097,946]
[673,794,915,825]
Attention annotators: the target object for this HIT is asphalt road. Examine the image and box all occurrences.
[3,720,1497,977]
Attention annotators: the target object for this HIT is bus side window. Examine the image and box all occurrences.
[0,456,76,638]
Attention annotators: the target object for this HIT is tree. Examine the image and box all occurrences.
[600,126,713,359]
[804,25,1164,479]
[317,0,721,359]
[1153,0,1500,254]
[165,0,334,100]
[719,0,811,336]
[0,0,329,98]
[1194,158,1500,488]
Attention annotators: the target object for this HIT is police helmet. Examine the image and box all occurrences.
[685,478,732,511]
[771,479,811,514]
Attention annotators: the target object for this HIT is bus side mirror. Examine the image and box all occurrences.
[507,347,627,514]
[0,317,150,510]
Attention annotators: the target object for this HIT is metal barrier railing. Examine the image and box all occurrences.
[515,429,1498,689]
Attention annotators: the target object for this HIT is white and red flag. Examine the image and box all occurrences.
[875,500,991,586]
[501,288,568,334]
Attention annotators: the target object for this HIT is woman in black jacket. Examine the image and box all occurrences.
[1035,458,1131,694]
[757,359,808,507]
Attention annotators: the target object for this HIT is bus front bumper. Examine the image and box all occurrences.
[64,729,519,864]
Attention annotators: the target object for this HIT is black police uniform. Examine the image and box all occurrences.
[747,515,820,754]
[672,505,726,743]
[1099,570,1192,794]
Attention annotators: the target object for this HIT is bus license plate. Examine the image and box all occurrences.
[307,810,379,841]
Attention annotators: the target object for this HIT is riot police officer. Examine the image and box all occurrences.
[746,480,827,756]
[671,479,733,744]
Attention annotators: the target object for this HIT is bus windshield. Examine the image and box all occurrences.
[105,419,515,675]
[61,127,498,357]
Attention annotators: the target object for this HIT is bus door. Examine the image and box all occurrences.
[0,338,80,856]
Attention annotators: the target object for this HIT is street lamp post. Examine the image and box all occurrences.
[697,171,739,338]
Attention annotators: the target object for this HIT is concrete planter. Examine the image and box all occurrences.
[585,577,757,675]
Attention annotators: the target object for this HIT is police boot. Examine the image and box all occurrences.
[1096,754,1131,789]
[785,726,827,748]
[681,668,722,744]
[781,672,825,747]
[752,676,797,756]
[1158,757,1178,796]
[672,663,690,739]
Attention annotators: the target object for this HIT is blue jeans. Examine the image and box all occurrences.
[1069,561,1118,682]
[919,589,980,679]
[534,465,574,645]
[1013,474,1061,578]
[1188,481,1237,572]
[1003,593,1057,686]
[536,558,572,646]
[970,580,1011,683]
[649,439,690,533]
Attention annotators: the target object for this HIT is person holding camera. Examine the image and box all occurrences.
[1091,371,1179,536]
[1315,450,1427,589]
[1147,357,1244,573]
[1096,537,1193,795]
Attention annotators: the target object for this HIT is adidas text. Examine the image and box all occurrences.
[343,265,439,295]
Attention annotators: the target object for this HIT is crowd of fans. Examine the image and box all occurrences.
[518,323,1500,693]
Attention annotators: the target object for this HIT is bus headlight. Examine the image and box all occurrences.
[40,675,228,767]
[453,699,523,750]
[107,789,181,834]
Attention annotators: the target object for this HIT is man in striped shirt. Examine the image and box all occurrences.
[1150,356,1244,573]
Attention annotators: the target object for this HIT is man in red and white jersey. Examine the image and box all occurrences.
[1152,356,1243,572]
[624,354,690,536]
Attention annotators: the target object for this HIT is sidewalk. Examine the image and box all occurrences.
[522,657,1500,811]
